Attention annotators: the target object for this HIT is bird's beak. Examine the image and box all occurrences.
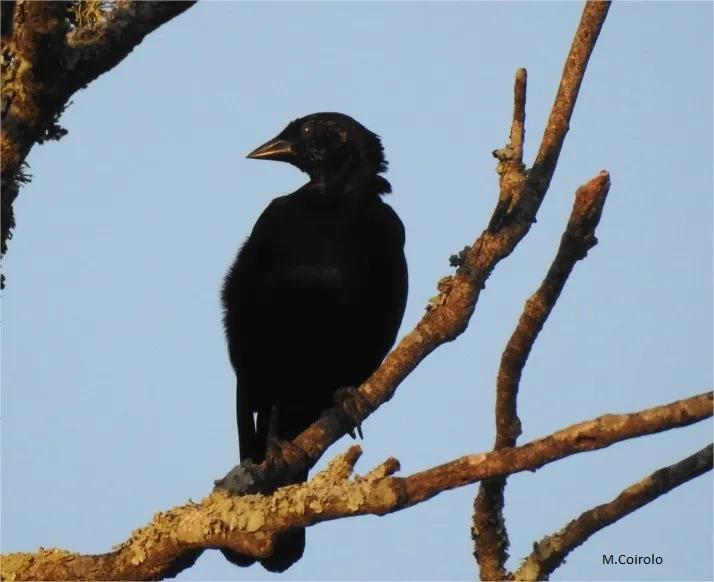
[246,137,295,161]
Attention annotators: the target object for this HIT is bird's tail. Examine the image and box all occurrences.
[260,527,306,572]
[220,467,308,572]
[220,523,305,573]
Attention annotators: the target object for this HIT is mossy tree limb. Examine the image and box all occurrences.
[0,0,195,264]
[2,392,710,581]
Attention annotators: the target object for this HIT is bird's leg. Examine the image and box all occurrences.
[216,406,309,495]
[215,446,308,496]
[265,405,282,460]
[214,458,264,495]
[333,386,370,439]
[264,405,309,484]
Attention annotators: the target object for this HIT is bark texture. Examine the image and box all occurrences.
[515,444,714,581]
[215,1,613,503]
[3,2,710,580]
[3,392,710,581]
[474,170,610,579]
[1,0,195,263]
[472,3,612,578]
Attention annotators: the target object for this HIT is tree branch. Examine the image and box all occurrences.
[489,67,527,232]
[4,391,711,581]
[528,1,611,202]
[470,2,611,577]
[1,0,195,262]
[474,170,611,580]
[216,0,612,502]
[495,171,611,449]
[2,2,703,581]
[514,444,714,581]
[404,392,712,504]
[62,1,196,91]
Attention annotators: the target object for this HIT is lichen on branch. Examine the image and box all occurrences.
[2,391,711,581]
[0,0,195,265]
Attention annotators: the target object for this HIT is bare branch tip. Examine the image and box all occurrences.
[315,446,364,484]
[369,457,401,479]
[342,444,363,468]
[516,441,712,581]
[578,171,611,201]
[594,169,610,186]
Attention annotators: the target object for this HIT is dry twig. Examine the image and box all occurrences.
[474,170,611,579]
[472,2,611,578]
[489,67,527,232]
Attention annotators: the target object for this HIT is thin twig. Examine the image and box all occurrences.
[489,68,527,232]
[514,444,714,581]
[510,68,527,163]
[497,170,611,450]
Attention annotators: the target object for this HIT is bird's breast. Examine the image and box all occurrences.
[285,264,345,288]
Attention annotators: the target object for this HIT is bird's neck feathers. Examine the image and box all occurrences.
[308,150,391,198]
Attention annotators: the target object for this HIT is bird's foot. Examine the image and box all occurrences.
[333,386,370,439]
[266,436,309,480]
[214,439,308,496]
[214,459,264,495]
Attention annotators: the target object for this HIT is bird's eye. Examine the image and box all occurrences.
[300,123,313,137]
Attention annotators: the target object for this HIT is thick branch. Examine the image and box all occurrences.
[1,0,68,258]
[1,0,195,260]
[62,2,196,92]
[406,392,712,504]
[515,444,714,581]
[5,391,711,581]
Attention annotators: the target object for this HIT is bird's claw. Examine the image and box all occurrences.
[334,386,368,439]
[345,425,364,439]
[214,460,261,495]
[267,436,305,467]
[214,439,308,496]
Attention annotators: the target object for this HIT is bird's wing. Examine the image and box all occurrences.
[223,199,289,463]
[363,201,409,363]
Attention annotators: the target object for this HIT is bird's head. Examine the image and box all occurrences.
[246,112,391,195]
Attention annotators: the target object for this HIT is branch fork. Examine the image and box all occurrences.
[3,3,710,581]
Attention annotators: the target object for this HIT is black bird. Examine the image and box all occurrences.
[220,112,408,571]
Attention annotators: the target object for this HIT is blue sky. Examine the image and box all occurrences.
[2,2,712,580]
